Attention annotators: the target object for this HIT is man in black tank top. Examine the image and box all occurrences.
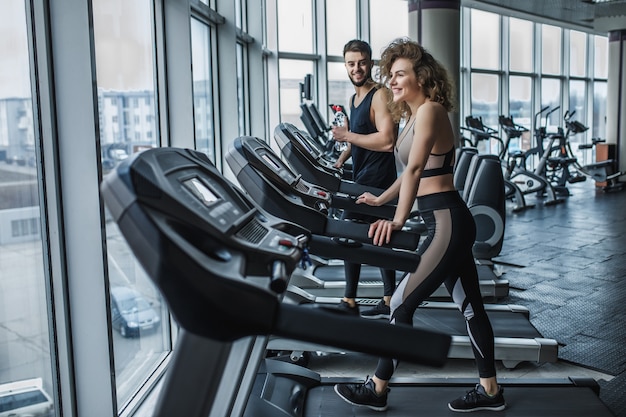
[331,39,398,318]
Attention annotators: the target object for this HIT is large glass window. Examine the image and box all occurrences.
[593,81,607,140]
[370,0,408,60]
[92,0,170,410]
[594,35,608,79]
[236,43,248,137]
[191,18,216,160]
[541,78,562,130]
[570,30,587,77]
[0,1,55,414]
[470,73,499,153]
[327,62,354,122]
[279,59,314,128]
[471,9,500,70]
[326,0,357,57]
[508,76,532,151]
[542,24,562,75]
[568,79,587,161]
[277,0,313,53]
[509,18,533,73]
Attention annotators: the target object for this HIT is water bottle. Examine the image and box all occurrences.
[332,109,348,152]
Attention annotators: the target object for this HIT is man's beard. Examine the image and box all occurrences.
[350,70,371,87]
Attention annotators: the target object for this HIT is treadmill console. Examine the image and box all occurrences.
[275,123,341,176]
[234,136,332,211]
[101,148,311,340]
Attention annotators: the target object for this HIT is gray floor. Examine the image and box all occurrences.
[307,179,626,416]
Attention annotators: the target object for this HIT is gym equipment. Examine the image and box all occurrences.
[226,136,557,368]
[461,115,505,158]
[227,135,507,300]
[100,146,451,417]
[274,122,384,196]
[560,111,624,192]
[100,147,611,417]
[499,109,566,203]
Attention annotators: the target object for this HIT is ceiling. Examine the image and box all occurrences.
[465,0,626,32]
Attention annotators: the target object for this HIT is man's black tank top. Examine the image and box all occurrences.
[349,87,396,188]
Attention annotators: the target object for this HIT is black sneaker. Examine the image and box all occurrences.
[360,299,390,319]
[334,376,389,411]
[337,300,360,316]
[448,384,506,412]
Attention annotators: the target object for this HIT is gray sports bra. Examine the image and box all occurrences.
[395,120,455,177]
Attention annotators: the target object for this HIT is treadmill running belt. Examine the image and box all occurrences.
[413,309,541,339]
[312,265,404,281]
[304,384,614,416]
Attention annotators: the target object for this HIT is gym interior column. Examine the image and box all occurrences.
[408,0,461,140]
[607,30,626,173]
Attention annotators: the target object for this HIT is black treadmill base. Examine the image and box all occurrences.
[304,383,614,416]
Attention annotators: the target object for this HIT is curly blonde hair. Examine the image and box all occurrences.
[378,38,455,123]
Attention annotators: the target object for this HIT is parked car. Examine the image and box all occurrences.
[110,286,161,337]
[0,377,54,417]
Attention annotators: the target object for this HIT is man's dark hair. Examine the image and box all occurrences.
[343,39,372,60]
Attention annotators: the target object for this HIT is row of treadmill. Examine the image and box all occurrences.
[100,122,615,416]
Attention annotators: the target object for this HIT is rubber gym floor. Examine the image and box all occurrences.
[307,179,626,417]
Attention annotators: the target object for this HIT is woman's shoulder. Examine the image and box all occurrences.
[415,100,447,121]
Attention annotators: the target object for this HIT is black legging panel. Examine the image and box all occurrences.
[341,210,396,298]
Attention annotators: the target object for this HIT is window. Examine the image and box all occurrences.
[542,24,562,75]
[508,76,532,151]
[279,59,314,128]
[594,35,608,79]
[92,0,170,410]
[236,43,248,137]
[277,0,313,53]
[326,0,357,57]
[471,9,500,70]
[190,18,216,161]
[327,62,354,121]
[593,81,607,140]
[509,18,533,73]
[541,78,562,129]
[369,0,408,60]
[570,30,587,77]
[470,73,499,153]
[0,1,55,415]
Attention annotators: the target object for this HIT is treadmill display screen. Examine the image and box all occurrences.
[184,177,220,206]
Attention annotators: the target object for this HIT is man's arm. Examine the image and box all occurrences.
[331,88,396,152]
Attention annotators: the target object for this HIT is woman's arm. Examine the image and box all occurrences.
[369,102,439,245]
[356,174,402,206]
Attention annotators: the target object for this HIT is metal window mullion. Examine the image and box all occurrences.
[190,0,225,25]
[26,1,76,416]
[315,0,328,113]
[44,1,116,416]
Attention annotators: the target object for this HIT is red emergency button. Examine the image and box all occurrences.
[316,191,327,198]
[279,239,294,248]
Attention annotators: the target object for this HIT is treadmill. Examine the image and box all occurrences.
[227,135,508,301]
[274,122,509,297]
[99,147,613,417]
[226,136,556,368]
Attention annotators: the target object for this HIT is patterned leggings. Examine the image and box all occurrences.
[374,191,496,380]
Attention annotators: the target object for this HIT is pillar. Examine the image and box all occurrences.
[408,0,461,138]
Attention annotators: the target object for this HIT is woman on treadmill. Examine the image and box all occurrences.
[333,38,506,413]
